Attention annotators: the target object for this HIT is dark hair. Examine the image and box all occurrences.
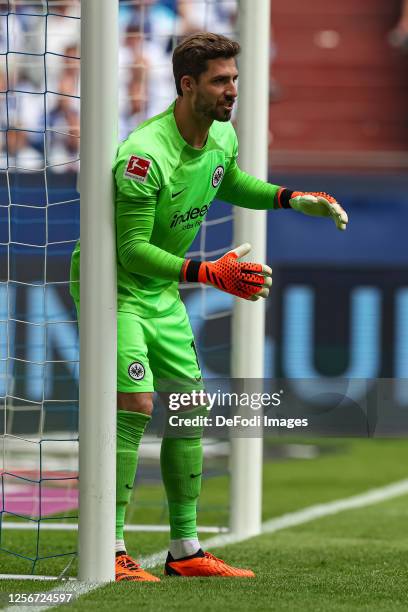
[172,32,240,96]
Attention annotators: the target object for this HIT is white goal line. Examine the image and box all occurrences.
[0,522,228,534]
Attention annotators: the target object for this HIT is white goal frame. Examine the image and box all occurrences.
[79,0,269,581]
[230,0,269,537]
[79,0,118,582]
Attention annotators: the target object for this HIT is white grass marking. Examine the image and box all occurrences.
[0,575,75,581]
[1,523,227,534]
[3,477,408,611]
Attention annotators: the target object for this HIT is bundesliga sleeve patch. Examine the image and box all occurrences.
[124,155,151,182]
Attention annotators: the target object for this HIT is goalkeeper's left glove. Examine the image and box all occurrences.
[181,243,272,301]
[277,189,348,231]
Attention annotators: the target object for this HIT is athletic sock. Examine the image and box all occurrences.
[115,539,126,555]
[169,538,200,560]
[116,410,151,541]
[160,436,203,542]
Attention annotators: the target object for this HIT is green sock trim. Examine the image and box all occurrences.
[116,410,150,540]
[160,437,203,540]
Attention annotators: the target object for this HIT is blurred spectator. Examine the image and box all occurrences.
[0,128,43,170]
[176,0,237,36]
[119,65,149,140]
[46,0,80,53]
[0,67,43,170]
[47,58,79,173]
[148,0,237,54]
[47,104,79,173]
[54,43,80,98]
[0,4,23,55]
[389,0,408,51]
[119,20,150,138]
[119,16,174,138]
[45,1,80,92]
[0,67,45,169]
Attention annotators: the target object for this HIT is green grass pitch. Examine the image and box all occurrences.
[0,439,407,610]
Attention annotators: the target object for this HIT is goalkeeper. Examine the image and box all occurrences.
[70,32,348,581]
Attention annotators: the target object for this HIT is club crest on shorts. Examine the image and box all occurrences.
[212,165,224,187]
[128,361,145,381]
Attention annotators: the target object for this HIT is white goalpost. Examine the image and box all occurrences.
[78,0,118,582]
[231,0,270,537]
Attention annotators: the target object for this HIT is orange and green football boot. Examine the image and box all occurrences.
[115,553,160,582]
[164,549,255,578]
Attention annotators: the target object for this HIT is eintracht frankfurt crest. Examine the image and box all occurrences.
[128,361,145,381]
[212,165,224,187]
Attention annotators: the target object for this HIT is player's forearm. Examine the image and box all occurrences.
[118,239,184,281]
[116,198,184,280]
[217,163,282,210]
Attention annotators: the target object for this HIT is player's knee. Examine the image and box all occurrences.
[117,391,154,415]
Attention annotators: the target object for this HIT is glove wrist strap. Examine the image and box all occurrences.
[276,187,294,209]
[181,259,201,282]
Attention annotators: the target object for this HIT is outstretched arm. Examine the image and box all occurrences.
[218,158,348,231]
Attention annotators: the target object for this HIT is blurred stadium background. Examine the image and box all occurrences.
[0,0,408,586]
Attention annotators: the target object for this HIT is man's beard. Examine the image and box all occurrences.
[194,97,232,122]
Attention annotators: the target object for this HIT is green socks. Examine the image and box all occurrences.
[116,409,204,543]
[116,410,150,540]
[160,437,203,540]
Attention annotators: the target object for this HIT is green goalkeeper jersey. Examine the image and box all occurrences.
[70,102,282,317]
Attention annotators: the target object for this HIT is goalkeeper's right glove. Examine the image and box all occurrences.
[181,243,272,301]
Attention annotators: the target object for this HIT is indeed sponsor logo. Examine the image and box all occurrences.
[170,204,209,228]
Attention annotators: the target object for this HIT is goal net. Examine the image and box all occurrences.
[0,0,80,577]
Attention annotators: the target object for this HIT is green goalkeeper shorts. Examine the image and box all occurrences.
[74,299,203,393]
[117,301,203,393]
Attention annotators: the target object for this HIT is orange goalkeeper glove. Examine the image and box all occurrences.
[276,188,348,231]
[181,243,272,301]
